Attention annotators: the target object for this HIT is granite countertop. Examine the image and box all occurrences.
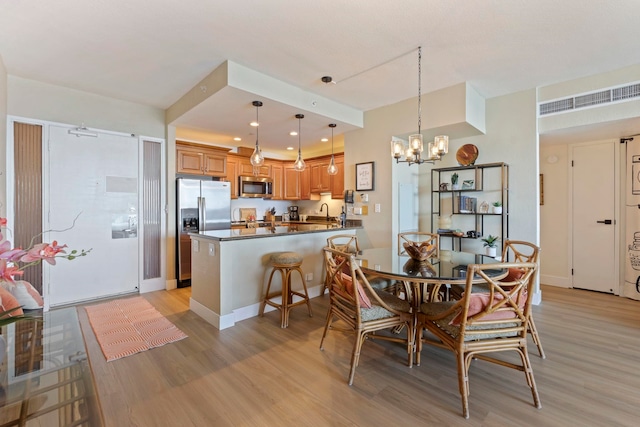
[190,223,361,241]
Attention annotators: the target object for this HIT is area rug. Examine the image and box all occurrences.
[84,296,187,362]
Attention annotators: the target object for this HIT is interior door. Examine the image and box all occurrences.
[46,125,139,306]
[572,141,616,293]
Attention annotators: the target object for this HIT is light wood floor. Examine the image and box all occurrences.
[76,285,640,426]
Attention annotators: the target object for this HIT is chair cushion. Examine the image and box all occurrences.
[2,280,44,310]
[500,267,525,282]
[0,286,24,317]
[336,272,372,309]
[421,301,519,341]
[360,289,411,322]
[449,292,525,326]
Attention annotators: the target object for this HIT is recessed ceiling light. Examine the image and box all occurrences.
[233,137,242,141]
[290,131,298,136]
[286,147,294,151]
[250,121,259,127]
[321,138,328,142]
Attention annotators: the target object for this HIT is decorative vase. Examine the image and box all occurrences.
[493,206,503,214]
[438,215,452,229]
[486,247,497,257]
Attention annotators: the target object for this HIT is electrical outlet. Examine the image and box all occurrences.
[208,243,215,256]
[192,240,199,253]
[375,203,381,213]
[305,273,313,282]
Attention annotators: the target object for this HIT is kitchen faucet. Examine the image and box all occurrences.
[320,203,329,220]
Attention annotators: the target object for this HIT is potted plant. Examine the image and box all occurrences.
[481,235,499,257]
[492,201,503,214]
[451,173,460,190]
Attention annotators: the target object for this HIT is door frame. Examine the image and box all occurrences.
[568,138,620,294]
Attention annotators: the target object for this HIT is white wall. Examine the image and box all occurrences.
[0,55,7,215]
[539,144,571,286]
[8,76,165,138]
[346,88,539,256]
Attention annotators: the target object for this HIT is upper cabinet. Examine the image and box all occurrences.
[176,141,229,177]
[330,154,345,199]
[225,155,239,199]
[309,158,332,193]
[238,158,271,178]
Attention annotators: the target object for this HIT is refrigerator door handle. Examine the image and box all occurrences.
[198,196,205,232]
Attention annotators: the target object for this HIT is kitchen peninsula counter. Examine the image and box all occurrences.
[189,224,360,329]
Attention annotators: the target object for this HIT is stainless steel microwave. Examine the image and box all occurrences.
[238,176,273,198]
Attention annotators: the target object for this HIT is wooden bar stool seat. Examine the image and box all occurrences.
[259,251,312,328]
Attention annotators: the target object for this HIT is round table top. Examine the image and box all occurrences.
[355,247,505,282]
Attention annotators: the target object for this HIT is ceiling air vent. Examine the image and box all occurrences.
[539,82,640,116]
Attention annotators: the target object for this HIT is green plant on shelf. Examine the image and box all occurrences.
[451,173,459,185]
[492,201,502,207]
[481,235,499,248]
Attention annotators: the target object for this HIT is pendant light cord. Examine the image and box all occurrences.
[417,46,421,136]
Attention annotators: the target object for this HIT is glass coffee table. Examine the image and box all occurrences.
[0,308,103,426]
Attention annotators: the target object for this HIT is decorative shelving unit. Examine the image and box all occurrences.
[430,162,509,254]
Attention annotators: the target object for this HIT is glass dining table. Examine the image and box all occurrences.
[354,248,507,307]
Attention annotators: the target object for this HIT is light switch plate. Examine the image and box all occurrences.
[375,203,381,213]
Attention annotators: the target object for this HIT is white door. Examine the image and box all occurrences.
[572,141,616,293]
[45,125,139,306]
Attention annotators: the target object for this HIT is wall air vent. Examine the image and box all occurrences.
[539,82,640,116]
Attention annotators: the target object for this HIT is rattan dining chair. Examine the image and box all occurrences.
[320,246,415,385]
[501,239,545,358]
[415,261,541,419]
[324,234,394,294]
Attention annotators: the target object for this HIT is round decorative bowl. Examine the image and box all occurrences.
[403,242,436,261]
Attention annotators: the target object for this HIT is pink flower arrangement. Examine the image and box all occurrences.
[0,217,89,283]
[0,217,90,321]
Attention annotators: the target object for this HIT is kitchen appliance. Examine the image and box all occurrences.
[624,138,640,300]
[177,178,231,285]
[288,205,299,221]
[239,176,273,198]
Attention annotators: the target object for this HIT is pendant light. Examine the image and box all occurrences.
[293,114,306,172]
[327,123,338,175]
[249,101,265,168]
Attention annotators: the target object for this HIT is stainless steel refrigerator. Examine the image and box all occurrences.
[624,138,640,301]
[177,178,231,285]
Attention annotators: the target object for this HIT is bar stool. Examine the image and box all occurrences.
[259,251,313,328]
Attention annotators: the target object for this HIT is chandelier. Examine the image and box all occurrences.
[390,46,449,165]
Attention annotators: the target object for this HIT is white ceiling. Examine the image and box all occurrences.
[2,0,640,155]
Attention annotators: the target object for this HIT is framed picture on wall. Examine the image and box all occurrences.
[356,162,375,191]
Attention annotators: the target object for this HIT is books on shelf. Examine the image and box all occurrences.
[456,195,477,213]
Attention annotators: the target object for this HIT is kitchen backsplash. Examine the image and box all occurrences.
[230,196,346,221]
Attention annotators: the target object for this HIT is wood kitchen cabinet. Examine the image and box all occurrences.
[238,158,271,178]
[330,154,345,199]
[225,155,239,199]
[270,161,284,200]
[176,142,229,177]
[309,157,332,193]
[283,164,312,200]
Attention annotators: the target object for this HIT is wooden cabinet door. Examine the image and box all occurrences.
[331,154,345,199]
[226,156,239,199]
[299,167,311,200]
[177,148,204,175]
[238,158,271,177]
[310,159,331,193]
[203,151,227,177]
[283,165,300,200]
[270,162,284,200]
